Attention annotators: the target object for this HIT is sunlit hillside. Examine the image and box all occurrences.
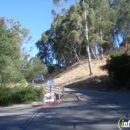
[43,45,130,92]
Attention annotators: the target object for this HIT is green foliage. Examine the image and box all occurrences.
[37,0,130,71]
[0,18,33,85]
[126,35,130,43]
[0,26,23,84]
[69,4,77,13]
[102,42,111,51]
[0,84,44,106]
[23,57,47,83]
[70,30,79,42]
[48,64,60,74]
[42,33,48,43]
[102,53,130,88]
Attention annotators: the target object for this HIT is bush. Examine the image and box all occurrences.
[102,52,130,89]
[0,84,44,106]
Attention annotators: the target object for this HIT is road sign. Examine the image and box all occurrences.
[47,80,54,86]
[47,80,54,92]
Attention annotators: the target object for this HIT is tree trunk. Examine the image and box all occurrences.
[99,29,104,60]
[100,47,104,60]
[99,10,104,60]
[71,43,81,63]
[85,10,93,75]
[71,41,80,63]
[91,47,97,59]
[86,45,93,75]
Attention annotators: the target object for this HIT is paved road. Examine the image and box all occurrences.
[0,89,130,130]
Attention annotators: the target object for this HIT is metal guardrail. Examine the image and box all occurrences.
[45,86,64,93]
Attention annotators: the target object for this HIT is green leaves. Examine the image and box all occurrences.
[70,30,80,42]
[42,33,48,43]
[0,84,44,106]
[23,57,47,83]
[102,53,130,88]
[36,0,130,69]
[69,4,77,13]
[0,18,33,84]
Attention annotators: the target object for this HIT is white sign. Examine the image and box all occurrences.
[47,80,54,86]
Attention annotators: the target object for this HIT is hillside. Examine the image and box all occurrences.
[43,47,130,91]
[42,45,130,92]
[43,58,119,92]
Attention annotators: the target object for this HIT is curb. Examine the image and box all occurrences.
[32,93,83,107]
[73,93,83,100]
[32,99,61,107]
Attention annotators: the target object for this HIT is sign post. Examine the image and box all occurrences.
[47,80,54,92]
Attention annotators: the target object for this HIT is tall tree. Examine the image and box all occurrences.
[0,24,23,84]
[53,0,94,75]
[0,18,33,85]
[36,0,129,76]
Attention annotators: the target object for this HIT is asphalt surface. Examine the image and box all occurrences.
[0,88,130,130]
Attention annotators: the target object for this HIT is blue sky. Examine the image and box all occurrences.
[0,0,74,57]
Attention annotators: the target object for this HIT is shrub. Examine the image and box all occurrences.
[102,52,130,89]
[0,84,44,106]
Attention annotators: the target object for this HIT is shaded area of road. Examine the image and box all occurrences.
[0,89,130,130]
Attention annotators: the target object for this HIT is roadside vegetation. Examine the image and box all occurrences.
[0,18,46,106]
[102,52,130,89]
[0,84,43,106]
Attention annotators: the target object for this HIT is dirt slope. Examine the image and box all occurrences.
[41,45,130,92]
[43,59,118,91]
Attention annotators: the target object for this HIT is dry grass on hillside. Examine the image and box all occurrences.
[43,59,119,92]
[41,45,130,92]
[54,60,107,85]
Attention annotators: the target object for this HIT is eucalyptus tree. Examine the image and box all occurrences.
[59,4,82,63]
[50,7,81,65]
[35,12,63,67]
[51,0,121,75]
[49,13,70,65]
[52,0,94,75]
[36,30,54,67]
[92,0,117,59]
[78,0,99,74]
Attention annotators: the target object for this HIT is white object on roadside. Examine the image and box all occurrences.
[43,92,55,104]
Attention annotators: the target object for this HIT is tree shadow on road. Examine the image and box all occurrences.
[0,99,127,130]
